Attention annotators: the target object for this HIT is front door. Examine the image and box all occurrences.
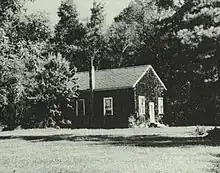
[149,102,155,123]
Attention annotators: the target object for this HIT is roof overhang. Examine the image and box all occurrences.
[79,86,134,92]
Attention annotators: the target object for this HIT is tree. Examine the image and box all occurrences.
[0,31,78,128]
[0,0,37,41]
[54,0,86,70]
[81,1,106,69]
[79,1,106,125]
[0,0,79,128]
[105,0,174,69]
[0,43,26,127]
[0,0,32,126]
[155,0,220,125]
[16,11,52,43]
[25,54,78,128]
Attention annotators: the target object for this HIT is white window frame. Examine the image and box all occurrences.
[76,99,85,116]
[103,97,113,116]
[158,97,164,115]
[138,96,146,115]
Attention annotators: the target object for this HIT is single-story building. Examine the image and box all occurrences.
[73,65,167,128]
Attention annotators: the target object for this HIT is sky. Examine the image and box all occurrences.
[26,0,132,26]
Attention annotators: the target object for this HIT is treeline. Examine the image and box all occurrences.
[1,0,220,128]
[0,0,104,128]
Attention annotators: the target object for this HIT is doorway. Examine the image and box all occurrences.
[149,102,155,123]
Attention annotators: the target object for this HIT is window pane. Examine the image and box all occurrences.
[104,97,113,115]
[105,110,112,115]
[105,99,111,109]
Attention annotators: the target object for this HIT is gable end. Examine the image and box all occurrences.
[132,65,151,88]
[133,65,167,90]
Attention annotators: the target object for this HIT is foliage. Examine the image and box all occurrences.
[0,39,78,128]
[54,0,86,71]
[0,52,26,126]
[105,0,174,69]
[24,54,78,128]
[54,0,107,71]
[128,114,137,128]
[0,0,78,128]
[194,126,207,136]
[206,127,220,140]
[81,1,107,70]
[128,114,149,128]
[16,12,52,43]
[158,0,220,125]
[0,0,28,23]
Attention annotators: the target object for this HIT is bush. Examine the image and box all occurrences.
[194,126,207,136]
[128,114,137,128]
[0,53,78,128]
[128,114,147,128]
[23,54,78,128]
[57,119,72,128]
[206,127,220,140]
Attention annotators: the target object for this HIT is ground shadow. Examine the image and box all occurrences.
[1,134,220,147]
[209,154,220,173]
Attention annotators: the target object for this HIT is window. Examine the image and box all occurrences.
[76,99,85,116]
[138,96,146,115]
[158,97,164,114]
[103,97,113,116]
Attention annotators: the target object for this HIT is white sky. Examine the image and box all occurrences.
[26,0,132,26]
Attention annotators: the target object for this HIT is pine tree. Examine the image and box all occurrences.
[80,1,106,125]
[82,1,106,70]
[54,0,86,70]
[157,0,220,125]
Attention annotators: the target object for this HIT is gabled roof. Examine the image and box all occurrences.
[75,65,167,91]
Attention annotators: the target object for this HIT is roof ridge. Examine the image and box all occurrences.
[76,64,150,74]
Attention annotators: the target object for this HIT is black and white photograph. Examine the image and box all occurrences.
[1,0,220,172]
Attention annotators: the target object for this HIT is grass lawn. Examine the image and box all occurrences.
[1,127,220,173]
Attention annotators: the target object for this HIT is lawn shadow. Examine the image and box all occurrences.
[209,154,220,173]
[1,133,220,147]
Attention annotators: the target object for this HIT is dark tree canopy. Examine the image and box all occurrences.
[0,0,78,128]
[54,0,86,71]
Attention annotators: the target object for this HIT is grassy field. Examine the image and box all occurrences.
[0,127,220,173]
